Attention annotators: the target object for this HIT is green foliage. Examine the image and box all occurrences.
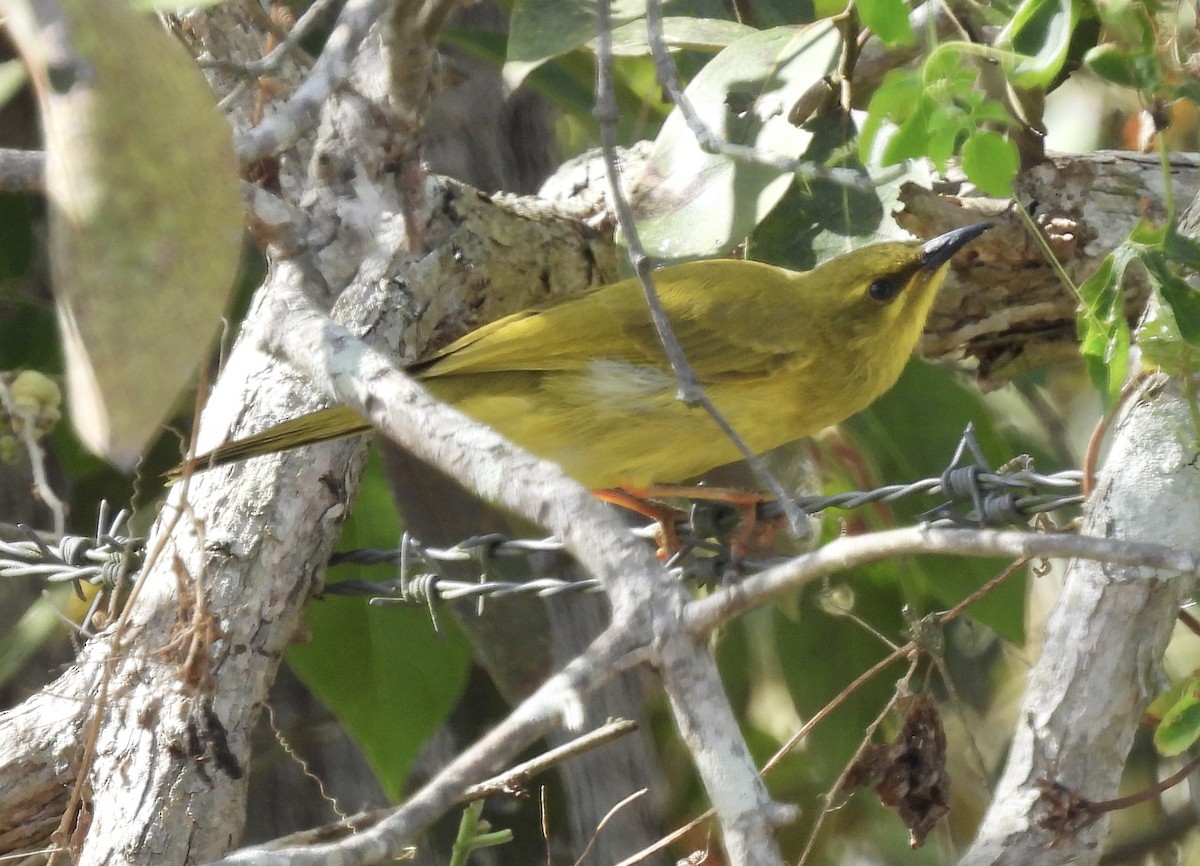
[630,22,841,259]
[1084,0,1192,103]
[1086,220,1200,403]
[961,131,1021,197]
[503,0,1131,221]
[1084,42,1159,90]
[1068,3,1200,403]
[605,16,756,55]
[444,27,670,153]
[287,454,472,801]
[856,0,914,47]
[1077,248,1133,404]
[449,801,513,866]
[995,0,1084,89]
[504,0,748,88]
[843,361,1030,645]
[1152,673,1200,757]
[859,0,1088,195]
[505,0,642,89]
[0,590,73,690]
[860,55,1020,195]
[748,112,887,272]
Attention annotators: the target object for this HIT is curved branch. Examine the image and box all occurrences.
[687,524,1200,634]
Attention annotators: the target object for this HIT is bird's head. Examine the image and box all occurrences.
[813,223,992,351]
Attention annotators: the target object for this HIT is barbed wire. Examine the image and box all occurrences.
[0,429,1086,616]
[0,501,143,622]
[326,477,1083,610]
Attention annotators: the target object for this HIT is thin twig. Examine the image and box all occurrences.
[1088,753,1200,814]
[199,0,337,77]
[796,659,919,866]
[235,0,386,163]
[463,719,639,801]
[237,710,638,844]
[1082,373,1154,497]
[573,788,650,866]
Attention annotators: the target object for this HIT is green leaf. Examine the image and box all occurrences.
[843,361,1027,644]
[1175,80,1200,107]
[748,113,885,271]
[998,0,1081,89]
[1154,676,1200,757]
[1077,250,1132,404]
[970,99,1018,125]
[1084,43,1138,87]
[857,69,921,163]
[1165,223,1200,271]
[1147,257,1200,346]
[629,22,842,259]
[1128,219,1167,246]
[860,52,1009,177]
[925,124,960,171]
[1094,0,1155,53]
[923,45,964,80]
[0,59,27,112]
[6,0,244,469]
[288,454,471,801]
[880,110,932,165]
[603,16,757,56]
[504,0,645,90]
[0,590,72,690]
[1136,294,1200,377]
[856,0,914,47]
[1125,220,1200,364]
[961,131,1018,196]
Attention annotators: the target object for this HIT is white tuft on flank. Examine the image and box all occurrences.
[580,359,673,408]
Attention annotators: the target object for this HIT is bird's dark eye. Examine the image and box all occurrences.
[868,278,901,302]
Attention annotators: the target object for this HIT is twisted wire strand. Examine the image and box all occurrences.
[2,455,1085,610]
[0,505,143,592]
[326,457,1085,607]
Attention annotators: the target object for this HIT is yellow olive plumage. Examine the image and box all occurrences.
[180,224,990,487]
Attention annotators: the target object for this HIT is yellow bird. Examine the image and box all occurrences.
[179,224,990,487]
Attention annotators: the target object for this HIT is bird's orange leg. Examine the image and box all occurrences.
[595,486,782,561]
[592,488,688,558]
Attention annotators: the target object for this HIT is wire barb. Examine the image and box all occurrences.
[1,508,143,593]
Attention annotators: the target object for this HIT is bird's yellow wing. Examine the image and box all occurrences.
[417,260,812,384]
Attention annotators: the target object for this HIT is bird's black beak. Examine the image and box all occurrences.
[920,223,993,271]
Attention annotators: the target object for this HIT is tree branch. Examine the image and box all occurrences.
[201,627,652,866]
[957,383,1199,866]
[235,0,385,163]
[0,148,43,192]
[687,524,1200,634]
